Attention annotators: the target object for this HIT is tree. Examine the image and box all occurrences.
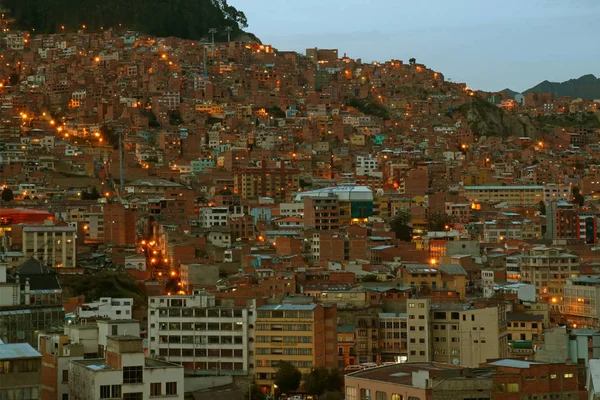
[426,212,454,232]
[273,361,301,395]
[362,274,378,283]
[573,187,585,207]
[304,367,344,396]
[537,201,546,215]
[81,187,101,200]
[390,210,412,242]
[1,187,14,202]
[409,58,416,65]
[244,382,266,400]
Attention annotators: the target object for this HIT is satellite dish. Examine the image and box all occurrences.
[452,358,460,366]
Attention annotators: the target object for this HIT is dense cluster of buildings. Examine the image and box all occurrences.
[0,26,600,400]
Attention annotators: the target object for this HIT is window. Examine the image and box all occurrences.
[123,366,143,384]
[564,373,574,378]
[112,385,121,398]
[346,386,357,400]
[62,369,68,382]
[360,388,371,400]
[376,392,387,400]
[62,394,69,400]
[525,376,535,380]
[123,394,143,400]
[166,382,178,395]
[100,385,111,399]
[506,383,519,392]
[150,383,161,396]
[550,374,557,379]
[391,394,402,400]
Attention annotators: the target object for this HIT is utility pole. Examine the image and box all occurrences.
[199,37,209,78]
[225,26,232,42]
[209,28,217,55]
[119,130,124,196]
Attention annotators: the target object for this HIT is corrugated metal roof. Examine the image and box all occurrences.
[487,359,542,368]
[257,304,317,311]
[0,343,41,360]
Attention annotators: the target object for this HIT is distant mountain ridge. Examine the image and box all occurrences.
[502,74,600,100]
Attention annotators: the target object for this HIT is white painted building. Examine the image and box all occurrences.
[147,289,255,376]
[199,207,229,227]
[77,297,133,320]
[69,336,183,400]
[279,202,305,217]
[356,155,378,176]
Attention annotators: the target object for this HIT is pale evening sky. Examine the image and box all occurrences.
[229,0,599,92]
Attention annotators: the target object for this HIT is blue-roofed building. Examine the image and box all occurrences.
[0,341,42,399]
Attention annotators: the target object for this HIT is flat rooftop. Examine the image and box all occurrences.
[346,362,479,386]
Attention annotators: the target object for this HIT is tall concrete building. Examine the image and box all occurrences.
[9,220,77,268]
[254,302,337,393]
[520,246,580,308]
[147,290,254,375]
[103,204,137,246]
[406,300,509,368]
[303,194,340,230]
[406,299,431,362]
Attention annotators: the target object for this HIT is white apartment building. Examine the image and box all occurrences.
[200,207,229,227]
[147,290,255,376]
[406,298,431,362]
[407,300,508,368]
[356,155,379,176]
[69,336,183,400]
[78,297,134,320]
[279,202,304,218]
[19,221,77,268]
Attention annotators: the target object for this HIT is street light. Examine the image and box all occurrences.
[225,26,232,42]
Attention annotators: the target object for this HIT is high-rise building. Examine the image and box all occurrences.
[104,204,137,246]
[520,246,580,308]
[254,302,337,393]
[233,164,300,201]
[9,220,77,268]
[407,299,509,368]
[303,195,340,230]
[563,277,600,329]
[406,299,431,362]
[147,290,254,375]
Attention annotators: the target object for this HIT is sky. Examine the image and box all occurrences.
[229,0,599,92]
